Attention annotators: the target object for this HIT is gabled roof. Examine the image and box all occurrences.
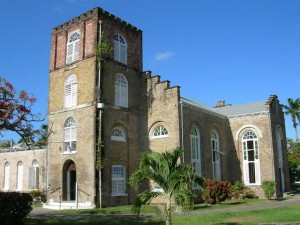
[213,100,268,117]
[181,97,268,118]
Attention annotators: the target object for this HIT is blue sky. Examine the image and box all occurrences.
[1,0,299,142]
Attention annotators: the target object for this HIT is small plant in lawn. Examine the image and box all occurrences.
[261,180,276,199]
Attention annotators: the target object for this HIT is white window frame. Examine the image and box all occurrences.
[152,125,169,139]
[28,160,39,190]
[211,130,221,180]
[190,126,201,175]
[242,131,261,185]
[114,33,127,64]
[3,162,10,191]
[64,74,77,108]
[66,31,80,64]
[115,74,128,108]
[111,127,126,141]
[16,161,23,191]
[63,117,76,153]
[111,166,127,196]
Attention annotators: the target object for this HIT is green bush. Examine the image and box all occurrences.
[0,192,33,225]
[231,180,257,199]
[261,180,276,199]
[202,179,232,204]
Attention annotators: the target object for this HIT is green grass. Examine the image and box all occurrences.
[25,198,300,225]
[25,204,300,225]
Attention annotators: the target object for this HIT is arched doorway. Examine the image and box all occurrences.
[63,160,76,201]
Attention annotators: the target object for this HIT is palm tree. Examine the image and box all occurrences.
[282,98,300,142]
[130,147,204,225]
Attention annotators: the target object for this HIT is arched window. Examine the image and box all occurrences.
[29,160,39,189]
[66,31,80,64]
[115,74,128,108]
[211,130,221,180]
[242,130,261,185]
[64,74,77,108]
[152,125,168,138]
[3,162,9,190]
[111,127,126,141]
[64,117,76,153]
[16,161,23,191]
[114,33,127,64]
[190,126,201,175]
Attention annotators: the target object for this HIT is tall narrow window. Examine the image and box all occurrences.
[190,126,201,174]
[66,31,80,64]
[3,162,9,190]
[16,161,23,191]
[64,74,77,108]
[114,34,127,64]
[211,130,221,180]
[111,166,126,196]
[64,117,76,152]
[115,74,128,108]
[28,160,39,189]
[242,131,261,185]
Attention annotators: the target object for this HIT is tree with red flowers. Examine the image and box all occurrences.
[0,77,43,147]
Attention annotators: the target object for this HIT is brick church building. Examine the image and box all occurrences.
[0,7,290,209]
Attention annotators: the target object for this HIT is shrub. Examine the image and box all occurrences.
[231,180,257,199]
[202,179,232,204]
[261,180,276,199]
[0,192,33,225]
[29,189,42,203]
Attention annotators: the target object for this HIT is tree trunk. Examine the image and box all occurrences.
[166,196,171,225]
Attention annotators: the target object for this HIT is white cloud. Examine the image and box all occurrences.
[154,51,174,62]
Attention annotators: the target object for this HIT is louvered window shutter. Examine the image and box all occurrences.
[74,41,79,61]
[121,84,128,108]
[65,84,72,108]
[28,167,34,189]
[115,83,121,106]
[66,43,73,64]
[72,83,77,106]
[120,44,126,64]
[114,42,119,61]
[34,167,39,189]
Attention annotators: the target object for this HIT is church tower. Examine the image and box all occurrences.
[47,7,143,208]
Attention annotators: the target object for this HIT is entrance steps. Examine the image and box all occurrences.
[43,199,94,210]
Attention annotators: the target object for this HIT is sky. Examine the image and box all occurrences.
[1,0,300,142]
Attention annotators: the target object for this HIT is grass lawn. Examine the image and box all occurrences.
[25,197,300,225]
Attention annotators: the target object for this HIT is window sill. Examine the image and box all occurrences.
[111,193,128,197]
[245,183,261,186]
[62,151,77,155]
[150,136,169,140]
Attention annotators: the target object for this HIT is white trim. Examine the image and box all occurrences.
[235,124,263,140]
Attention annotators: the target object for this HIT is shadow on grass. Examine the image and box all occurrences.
[25,218,165,225]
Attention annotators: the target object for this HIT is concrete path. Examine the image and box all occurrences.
[28,196,300,221]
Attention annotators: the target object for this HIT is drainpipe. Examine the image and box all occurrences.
[180,100,184,163]
[97,20,103,209]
